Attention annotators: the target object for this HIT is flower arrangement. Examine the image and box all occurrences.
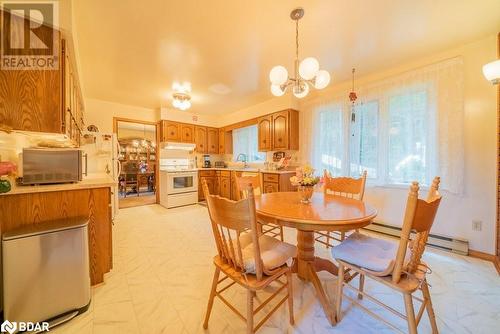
[290,164,320,187]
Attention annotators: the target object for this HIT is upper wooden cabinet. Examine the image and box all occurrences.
[207,127,218,154]
[258,115,273,151]
[0,31,84,145]
[218,129,225,154]
[195,126,207,153]
[161,121,180,142]
[180,123,195,143]
[257,109,299,151]
[160,121,195,143]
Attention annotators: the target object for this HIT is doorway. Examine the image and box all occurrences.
[114,118,159,208]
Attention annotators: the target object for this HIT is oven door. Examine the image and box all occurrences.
[167,172,198,194]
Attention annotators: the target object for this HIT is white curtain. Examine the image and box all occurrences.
[232,125,265,162]
[301,57,464,194]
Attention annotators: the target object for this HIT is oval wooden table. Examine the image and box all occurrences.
[254,191,377,325]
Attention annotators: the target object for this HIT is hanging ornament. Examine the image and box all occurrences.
[349,68,357,123]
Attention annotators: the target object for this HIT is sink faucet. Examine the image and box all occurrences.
[236,153,248,168]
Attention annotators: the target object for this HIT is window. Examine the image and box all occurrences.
[232,125,265,162]
[387,90,428,184]
[311,105,344,176]
[312,89,433,186]
[350,101,378,178]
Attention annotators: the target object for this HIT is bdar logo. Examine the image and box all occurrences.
[0,320,17,334]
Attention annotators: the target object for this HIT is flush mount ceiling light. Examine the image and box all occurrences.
[483,59,500,85]
[269,8,331,98]
[172,82,192,110]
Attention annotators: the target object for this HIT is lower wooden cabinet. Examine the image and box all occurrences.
[199,176,216,201]
[219,177,231,199]
[263,182,279,193]
[262,172,296,194]
[0,187,112,285]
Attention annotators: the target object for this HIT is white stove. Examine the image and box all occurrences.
[159,159,198,208]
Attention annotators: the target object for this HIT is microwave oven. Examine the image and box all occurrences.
[21,148,85,185]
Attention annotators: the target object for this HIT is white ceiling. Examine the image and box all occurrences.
[74,0,500,115]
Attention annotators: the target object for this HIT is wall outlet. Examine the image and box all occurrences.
[472,220,482,231]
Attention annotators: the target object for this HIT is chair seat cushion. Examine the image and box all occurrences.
[238,233,296,274]
[331,232,407,276]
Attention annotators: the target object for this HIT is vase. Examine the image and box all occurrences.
[298,185,314,204]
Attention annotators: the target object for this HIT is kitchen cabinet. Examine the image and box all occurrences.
[272,111,289,150]
[195,126,208,153]
[219,176,231,199]
[162,121,181,142]
[218,129,225,154]
[63,39,85,146]
[0,187,112,285]
[258,115,273,151]
[256,109,299,151]
[263,182,279,193]
[207,127,219,154]
[0,32,84,146]
[262,172,296,194]
[198,170,216,201]
[180,124,195,143]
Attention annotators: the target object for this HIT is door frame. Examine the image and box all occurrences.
[113,117,161,205]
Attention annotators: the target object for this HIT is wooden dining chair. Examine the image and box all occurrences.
[235,174,285,241]
[333,177,442,334]
[202,179,296,334]
[315,170,367,248]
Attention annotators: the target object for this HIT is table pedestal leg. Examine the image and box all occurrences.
[295,230,338,325]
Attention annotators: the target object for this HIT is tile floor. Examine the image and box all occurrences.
[52,204,500,334]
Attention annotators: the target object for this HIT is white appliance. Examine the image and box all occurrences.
[161,142,196,151]
[159,158,198,208]
[81,132,121,220]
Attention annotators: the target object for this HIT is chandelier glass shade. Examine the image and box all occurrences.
[269,8,330,98]
[172,93,191,110]
[172,82,192,110]
[483,59,500,85]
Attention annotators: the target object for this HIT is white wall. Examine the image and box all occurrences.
[307,35,496,254]
[217,94,298,127]
[160,108,219,127]
[85,98,159,133]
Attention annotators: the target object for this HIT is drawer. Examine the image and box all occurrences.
[199,170,216,177]
[263,173,279,183]
[220,171,231,178]
[263,182,279,193]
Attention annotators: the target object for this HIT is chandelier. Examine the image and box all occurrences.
[172,82,192,110]
[269,8,331,98]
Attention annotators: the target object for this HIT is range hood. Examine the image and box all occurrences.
[161,142,196,151]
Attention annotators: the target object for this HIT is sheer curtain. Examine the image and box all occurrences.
[232,125,265,162]
[301,57,464,193]
[310,102,348,176]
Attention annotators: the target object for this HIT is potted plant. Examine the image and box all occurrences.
[290,164,320,204]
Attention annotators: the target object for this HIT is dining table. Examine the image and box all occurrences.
[254,191,377,325]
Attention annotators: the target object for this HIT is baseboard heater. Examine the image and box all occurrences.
[362,222,469,256]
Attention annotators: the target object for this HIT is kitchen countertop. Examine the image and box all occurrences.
[0,173,116,196]
[197,167,296,174]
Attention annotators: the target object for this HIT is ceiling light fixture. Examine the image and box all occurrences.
[269,8,330,98]
[483,59,500,85]
[172,82,192,110]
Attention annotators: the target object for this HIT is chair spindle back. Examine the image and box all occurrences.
[392,177,442,283]
[235,175,262,200]
[323,170,367,200]
[202,179,264,280]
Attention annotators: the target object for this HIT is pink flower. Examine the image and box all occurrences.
[0,162,17,176]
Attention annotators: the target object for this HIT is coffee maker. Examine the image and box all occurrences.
[203,155,211,168]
